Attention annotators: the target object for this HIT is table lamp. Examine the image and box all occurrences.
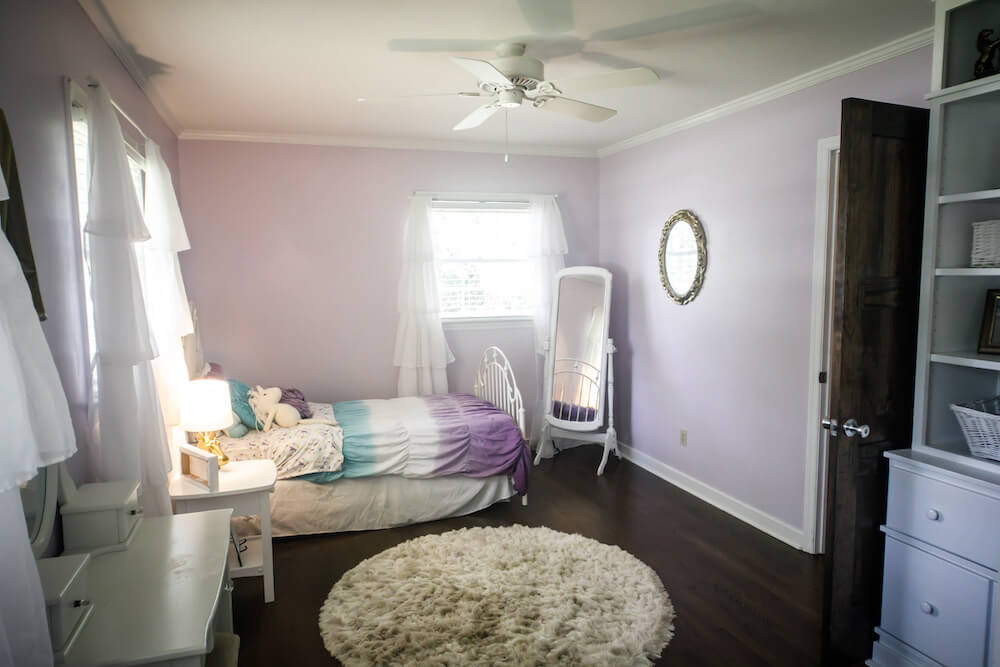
[179,379,232,466]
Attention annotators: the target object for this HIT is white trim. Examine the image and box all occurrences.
[596,28,933,157]
[618,442,807,550]
[442,316,534,330]
[802,136,840,555]
[77,0,183,135]
[178,130,597,158]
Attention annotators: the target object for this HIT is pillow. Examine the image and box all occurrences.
[280,388,312,418]
[228,379,260,429]
[224,420,249,438]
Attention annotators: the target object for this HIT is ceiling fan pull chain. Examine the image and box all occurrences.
[504,110,510,163]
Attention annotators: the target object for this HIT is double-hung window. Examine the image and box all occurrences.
[428,200,535,320]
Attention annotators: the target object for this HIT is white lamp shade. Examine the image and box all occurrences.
[179,379,232,432]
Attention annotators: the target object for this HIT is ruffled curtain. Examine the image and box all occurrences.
[393,195,454,396]
[527,195,568,448]
[138,138,194,444]
[0,167,76,665]
[84,82,171,516]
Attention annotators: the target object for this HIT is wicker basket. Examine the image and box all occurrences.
[970,220,1000,268]
[952,396,1000,461]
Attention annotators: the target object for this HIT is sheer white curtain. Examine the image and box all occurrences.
[84,82,172,516]
[0,168,76,665]
[527,195,568,447]
[138,138,193,446]
[393,195,454,396]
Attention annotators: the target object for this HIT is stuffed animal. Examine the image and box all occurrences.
[246,386,337,432]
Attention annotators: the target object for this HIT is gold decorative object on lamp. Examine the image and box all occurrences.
[180,379,232,467]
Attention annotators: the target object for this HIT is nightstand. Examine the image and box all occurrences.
[169,459,277,602]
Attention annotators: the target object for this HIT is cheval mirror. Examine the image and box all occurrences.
[534,266,618,475]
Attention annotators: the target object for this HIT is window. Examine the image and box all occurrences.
[429,202,536,319]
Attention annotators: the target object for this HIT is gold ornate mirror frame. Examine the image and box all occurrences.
[658,209,707,305]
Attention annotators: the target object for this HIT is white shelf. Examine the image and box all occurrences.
[930,351,1000,371]
[935,267,1000,276]
[926,75,1000,104]
[938,189,1000,205]
[228,534,263,578]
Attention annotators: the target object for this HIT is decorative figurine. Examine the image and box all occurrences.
[974,28,1000,79]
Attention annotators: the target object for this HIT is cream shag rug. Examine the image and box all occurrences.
[319,525,675,666]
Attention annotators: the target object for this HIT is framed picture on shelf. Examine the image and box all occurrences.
[978,289,1000,354]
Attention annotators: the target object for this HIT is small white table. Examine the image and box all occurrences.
[169,459,277,603]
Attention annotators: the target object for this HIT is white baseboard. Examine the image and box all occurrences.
[617,443,807,551]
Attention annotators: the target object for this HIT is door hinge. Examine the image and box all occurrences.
[818,371,828,384]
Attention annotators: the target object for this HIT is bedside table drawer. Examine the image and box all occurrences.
[880,536,991,667]
[886,465,1000,567]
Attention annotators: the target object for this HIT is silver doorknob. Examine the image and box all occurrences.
[821,418,838,436]
[842,419,870,438]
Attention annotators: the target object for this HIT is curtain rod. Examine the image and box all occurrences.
[88,82,149,143]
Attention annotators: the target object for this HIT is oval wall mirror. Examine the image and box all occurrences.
[659,209,707,305]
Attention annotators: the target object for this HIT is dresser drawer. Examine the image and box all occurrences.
[886,465,1000,568]
[881,537,991,667]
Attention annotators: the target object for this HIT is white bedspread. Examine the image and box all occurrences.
[219,403,344,479]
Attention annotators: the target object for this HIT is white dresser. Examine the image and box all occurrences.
[871,451,1000,666]
[60,509,234,666]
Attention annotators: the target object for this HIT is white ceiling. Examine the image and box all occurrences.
[87,0,933,155]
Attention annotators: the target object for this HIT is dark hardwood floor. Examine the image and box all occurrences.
[232,446,825,666]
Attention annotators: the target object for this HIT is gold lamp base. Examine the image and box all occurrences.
[196,431,229,467]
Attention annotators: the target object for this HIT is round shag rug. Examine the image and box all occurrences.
[318,525,675,666]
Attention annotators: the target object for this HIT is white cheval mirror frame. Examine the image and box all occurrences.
[535,266,618,475]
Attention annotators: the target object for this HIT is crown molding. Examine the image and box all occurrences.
[77,0,183,135]
[177,130,599,158]
[596,27,933,158]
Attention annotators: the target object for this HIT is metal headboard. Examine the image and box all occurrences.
[473,346,526,439]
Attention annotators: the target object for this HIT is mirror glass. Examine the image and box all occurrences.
[20,468,46,543]
[659,210,707,305]
[551,273,607,422]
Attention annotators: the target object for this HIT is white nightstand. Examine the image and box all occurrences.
[169,459,277,603]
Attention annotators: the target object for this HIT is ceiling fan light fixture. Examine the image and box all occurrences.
[497,89,523,108]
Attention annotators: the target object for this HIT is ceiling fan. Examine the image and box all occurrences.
[359,41,659,132]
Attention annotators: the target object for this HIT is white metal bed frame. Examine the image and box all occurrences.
[473,345,528,505]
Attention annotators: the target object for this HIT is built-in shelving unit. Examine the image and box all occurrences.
[938,189,1000,204]
[913,0,1000,474]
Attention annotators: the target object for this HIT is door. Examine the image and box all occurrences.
[821,98,929,664]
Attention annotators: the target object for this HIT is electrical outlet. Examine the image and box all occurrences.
[680,429,688,446]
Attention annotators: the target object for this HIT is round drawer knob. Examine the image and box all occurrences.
[926,508,940,521]
[920,601,934,615]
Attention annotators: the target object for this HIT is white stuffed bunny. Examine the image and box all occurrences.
[247,386,336,432]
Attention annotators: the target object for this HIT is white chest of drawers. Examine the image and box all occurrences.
[870,451,1000,667]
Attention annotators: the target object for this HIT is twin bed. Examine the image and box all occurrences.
[209,347,531,536]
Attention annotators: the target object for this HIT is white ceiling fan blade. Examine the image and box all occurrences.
[589,2,758,41]
[453,104,501,131]
[551,67,659,95]
[451,57,512,87]
[536,97,617,123]
[357,92,483,102]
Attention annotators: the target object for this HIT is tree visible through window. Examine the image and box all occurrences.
[429,204,535,318]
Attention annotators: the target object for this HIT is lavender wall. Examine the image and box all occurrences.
[177,140,599,421]
[0,0,180,477]
[598,47,932,529]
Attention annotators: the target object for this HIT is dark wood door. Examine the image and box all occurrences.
[822,98,928,664]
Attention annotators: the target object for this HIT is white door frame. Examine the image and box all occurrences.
[802,135,840,555]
